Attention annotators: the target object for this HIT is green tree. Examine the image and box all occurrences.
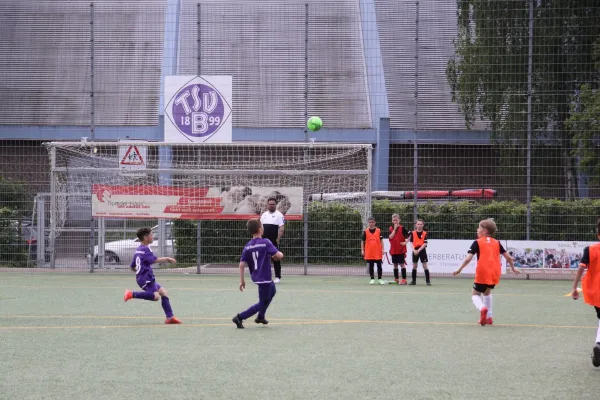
[567,38,600,184]
[0,175,30,217]
[446,0,600,199]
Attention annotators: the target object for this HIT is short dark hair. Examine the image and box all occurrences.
[368,217,376,222]
[136,227,152,241]
[247,219,262,235]
[479,218,497,235]
[267,197,277,204]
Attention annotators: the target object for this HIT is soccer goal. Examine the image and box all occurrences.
[44,141,373,272]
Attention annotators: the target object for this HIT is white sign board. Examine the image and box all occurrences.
[380,239,595,274]
[382,239,488,274]
[118,144,147,171]
[164,75,232,143]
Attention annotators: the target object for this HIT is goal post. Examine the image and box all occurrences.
[44,141,373,272]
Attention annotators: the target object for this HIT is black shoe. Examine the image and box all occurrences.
[255,317,269,325]
[409,281,416,286]
[232,314,244,329]
[592,343,600,367]
[426,281,432,286]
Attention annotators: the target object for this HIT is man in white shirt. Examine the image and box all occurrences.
[260,197,285,283]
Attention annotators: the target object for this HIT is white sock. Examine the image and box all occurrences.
[483,295,493,317]
[596,320,600,344]
[472,295,484,311]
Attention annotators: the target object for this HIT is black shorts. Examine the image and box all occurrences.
[391,254,406,265]
[412,251,428,264]
[473,282,495,293]
[595,307,600,320]
[365,259,382,266]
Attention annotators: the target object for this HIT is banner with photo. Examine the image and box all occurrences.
[164,75,232,143]
[92,185,302,220]
[504,240,595,270]
[380,239,595,274]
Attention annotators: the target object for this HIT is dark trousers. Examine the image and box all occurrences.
[239,282,277,320]
[265,237,281,278]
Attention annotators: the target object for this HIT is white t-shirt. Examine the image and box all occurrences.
[260,210,285,240]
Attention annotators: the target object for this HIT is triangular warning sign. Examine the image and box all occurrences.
[120,146,145,166]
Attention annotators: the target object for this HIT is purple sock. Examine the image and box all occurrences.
[133,291,155,301]
[161,296,174,318]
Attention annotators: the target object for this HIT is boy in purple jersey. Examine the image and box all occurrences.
[123,227,182,324]
[232,219,284,329]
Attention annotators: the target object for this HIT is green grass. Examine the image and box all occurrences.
[1,274,600,399]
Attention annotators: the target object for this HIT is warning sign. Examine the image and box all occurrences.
[119,144,147,170]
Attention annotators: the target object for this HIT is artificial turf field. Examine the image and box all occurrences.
[1,273,600,400]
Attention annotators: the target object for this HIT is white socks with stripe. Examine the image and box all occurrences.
[596,320,600,344]
[483,295,493,317]
[472,295,484,311]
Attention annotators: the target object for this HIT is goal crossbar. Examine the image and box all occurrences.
[54,167,369,176]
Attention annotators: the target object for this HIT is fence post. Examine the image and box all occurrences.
[90,2,95,140]
[98,217,105,269]
[526,0,533,240]
[89,3,96,272]
[89,218,95,273]
[412,0,420,222]
[49,147,56,269]
[37,196,45,265]
[197,3,201,76]
[196,221,202,274]
[303,2,309,275]
[196,3,202,274]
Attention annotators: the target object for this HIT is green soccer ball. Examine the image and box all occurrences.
[307,116,323,132]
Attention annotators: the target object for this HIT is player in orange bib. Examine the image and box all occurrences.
[361,217,386,285]
[571,217,600,367]
[407,219,430,285]
[453,219,519,326]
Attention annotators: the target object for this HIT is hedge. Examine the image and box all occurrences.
[172,198,600,265]
[0,208,29,267]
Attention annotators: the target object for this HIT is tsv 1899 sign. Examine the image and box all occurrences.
[164,75,232,143]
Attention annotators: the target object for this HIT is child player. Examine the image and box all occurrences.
[361,217,386,285]
[453,219,519,326]
[232,219,284,329]
[408,219,431,285]
[123,227,181,324]
[389,213,409,284]
[570,217,600,367]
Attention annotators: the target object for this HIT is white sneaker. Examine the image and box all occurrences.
[369,279,375,285]
[273,278,280,284]
[378,279,386,285]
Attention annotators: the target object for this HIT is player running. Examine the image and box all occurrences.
[233,219,284,329]
[570,217,600,367]
[453,219,519,326]
[123,227,181,324]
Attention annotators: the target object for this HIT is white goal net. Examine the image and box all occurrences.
[44,142,372,269]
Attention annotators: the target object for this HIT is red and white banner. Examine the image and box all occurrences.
[92,185,303,220]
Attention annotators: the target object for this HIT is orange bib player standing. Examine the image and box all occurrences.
[361,217,385,285]
[408,219,431,285]
[453,219,519,326]
[571,217,600,367]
